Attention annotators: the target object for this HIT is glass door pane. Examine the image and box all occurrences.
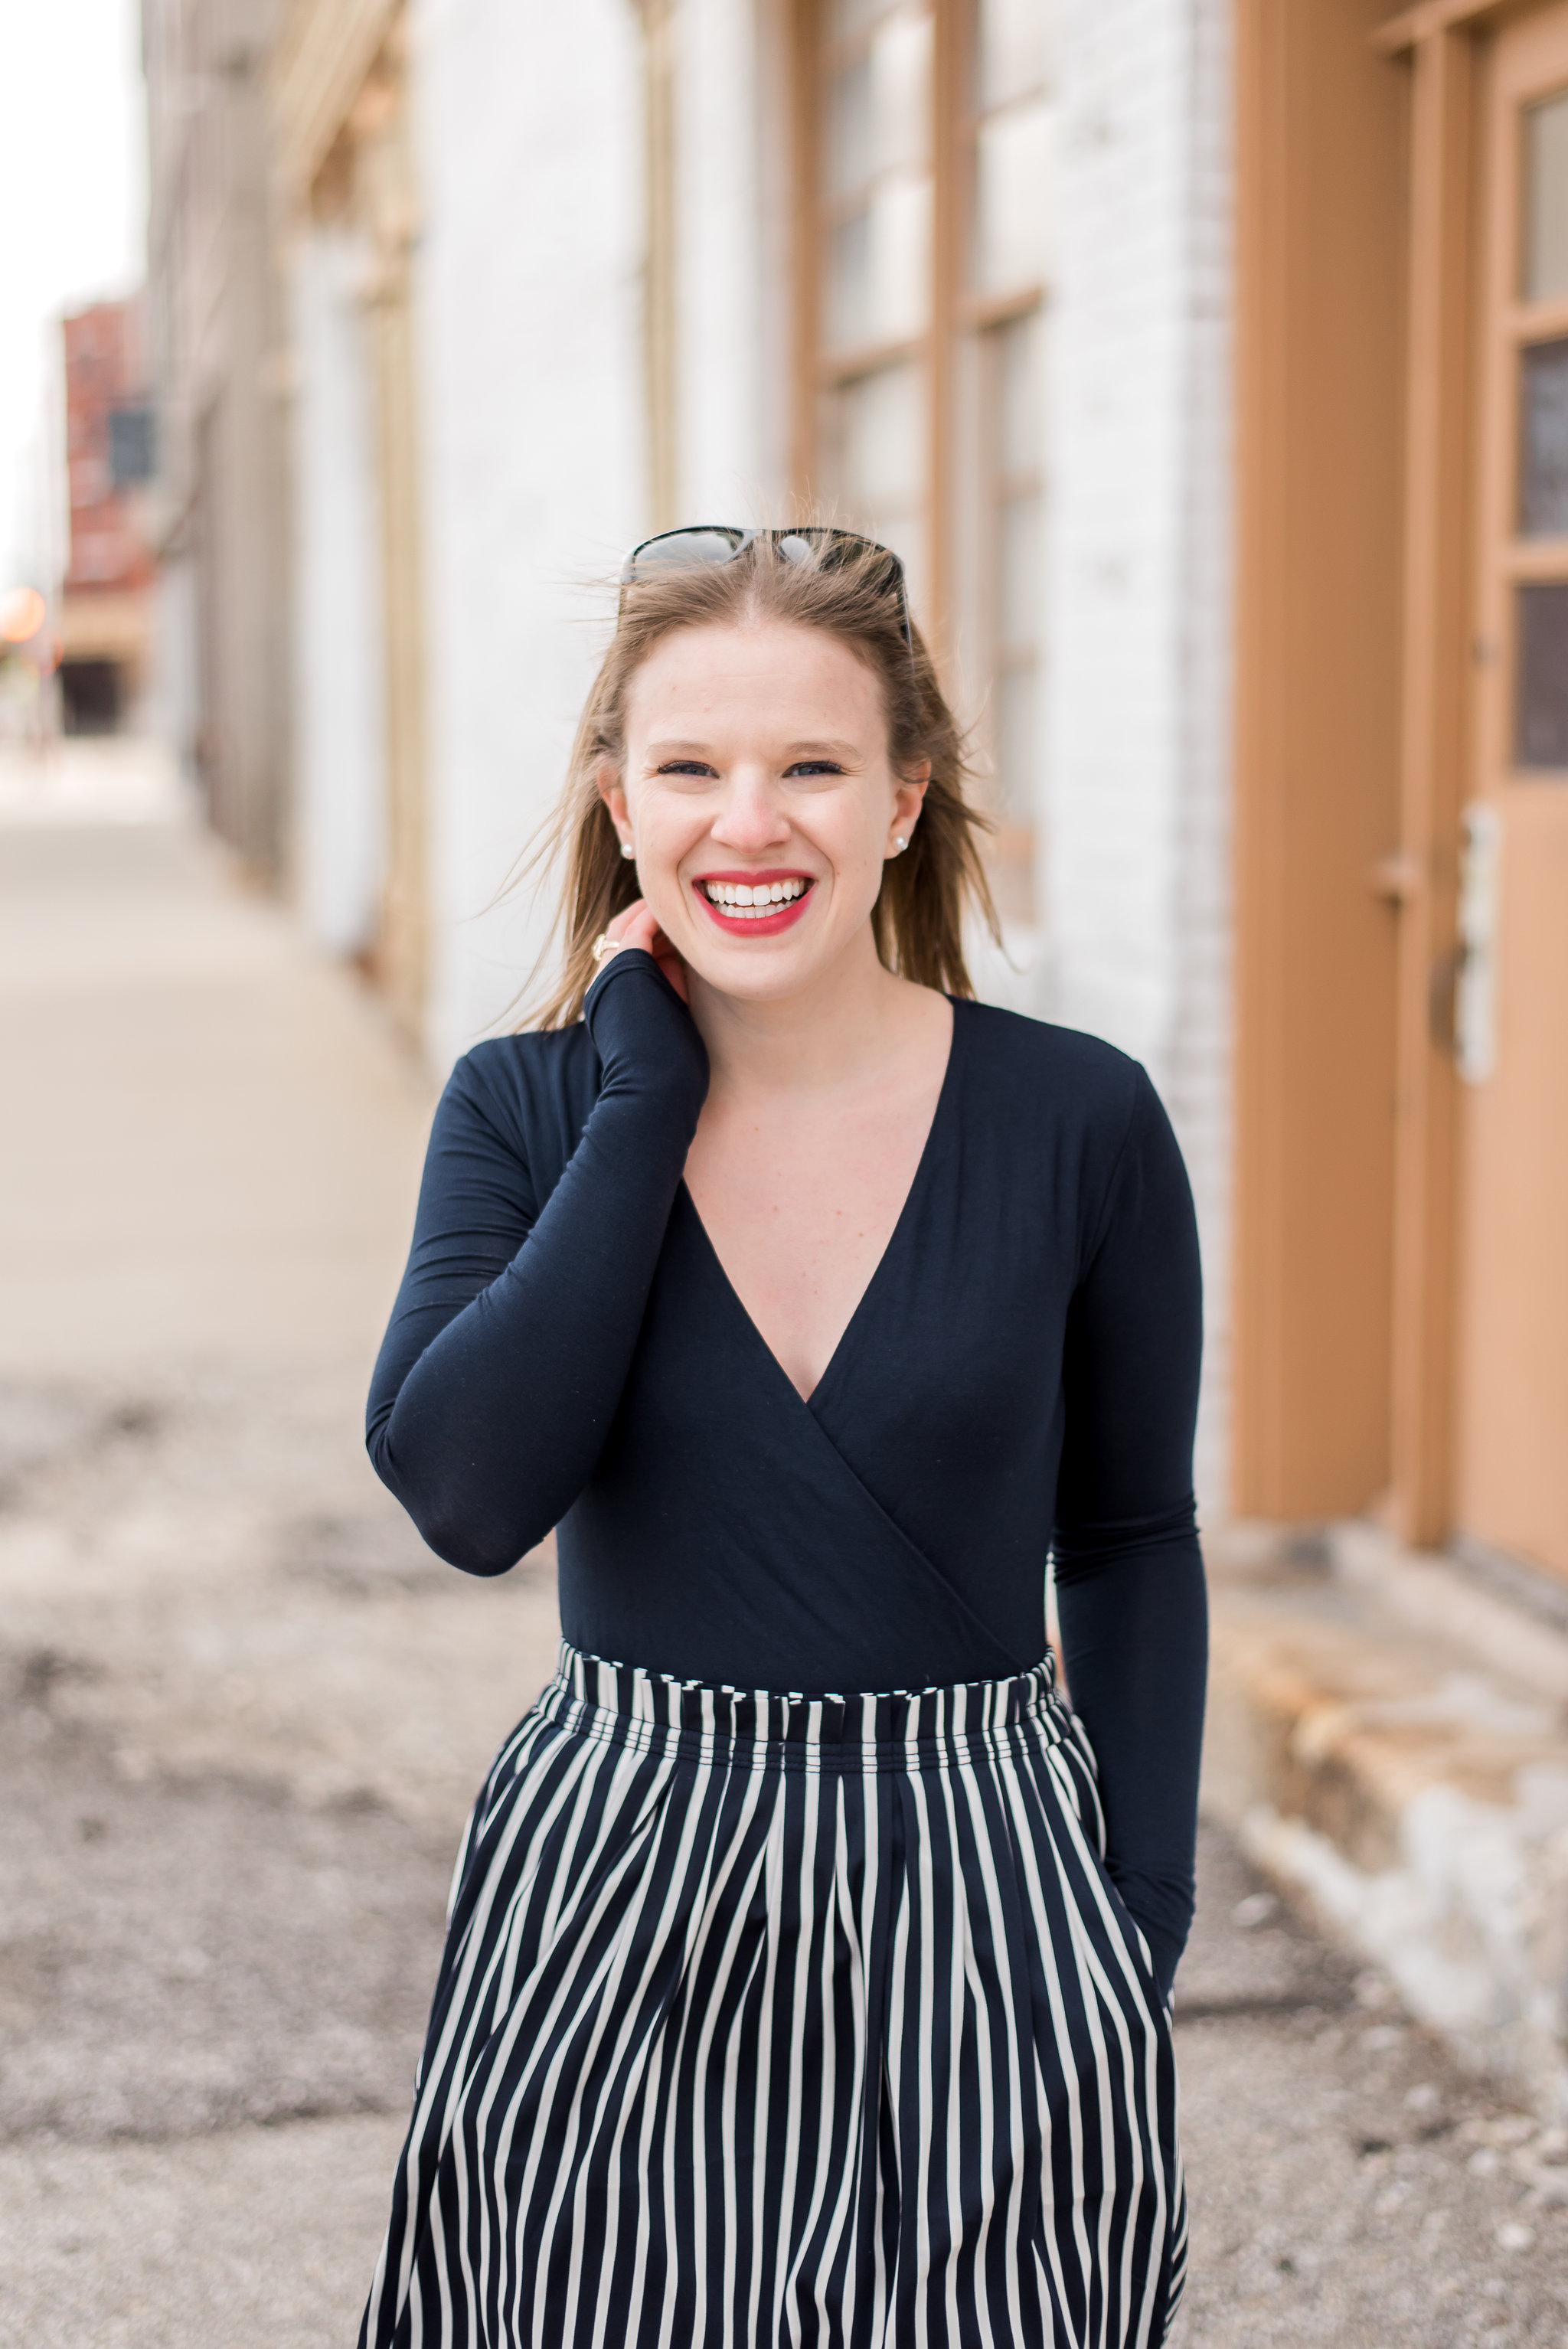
[1520,335,1568,532]
[1524,88,1568,301]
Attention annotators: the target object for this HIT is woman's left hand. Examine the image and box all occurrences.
[602,899,690,1004]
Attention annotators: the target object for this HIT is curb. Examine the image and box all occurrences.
[1201,1523,1568,2119]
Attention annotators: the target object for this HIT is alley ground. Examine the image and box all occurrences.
[1,741,1565,2347]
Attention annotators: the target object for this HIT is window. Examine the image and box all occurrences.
[109,404,157,489]
[1510,82,1568,773]
[799,0,1056,930]
[816,0,936,616]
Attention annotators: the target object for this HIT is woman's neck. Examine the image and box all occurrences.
[687,929,935,1101]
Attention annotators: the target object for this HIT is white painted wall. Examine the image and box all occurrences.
[1044,0,1232,1508]
[410,0,652,1071]
[289,225,386,958]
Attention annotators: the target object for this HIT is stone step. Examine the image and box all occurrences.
[1202,1522,1568,2119]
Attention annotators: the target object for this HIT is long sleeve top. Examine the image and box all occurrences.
[368,949,1208,1994]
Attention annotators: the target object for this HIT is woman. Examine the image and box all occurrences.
[358,528,1206,2349]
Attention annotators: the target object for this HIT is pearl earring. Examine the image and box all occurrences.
[893,835,909,854]
[619,839,635,861]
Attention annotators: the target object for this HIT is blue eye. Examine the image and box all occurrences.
[784,760,844,778]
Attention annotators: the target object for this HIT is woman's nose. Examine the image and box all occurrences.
[710,781,789,848]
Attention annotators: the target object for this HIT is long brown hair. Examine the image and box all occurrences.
[524,533,998,1029]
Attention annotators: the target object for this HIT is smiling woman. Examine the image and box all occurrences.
[357,531,1206,2349]
[529,530,992,1027]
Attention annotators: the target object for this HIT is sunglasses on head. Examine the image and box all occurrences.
[620,526,914,653]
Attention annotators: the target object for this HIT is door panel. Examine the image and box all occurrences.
[1455,7,1568,1582]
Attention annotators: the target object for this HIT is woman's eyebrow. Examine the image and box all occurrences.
[642,737,862,760]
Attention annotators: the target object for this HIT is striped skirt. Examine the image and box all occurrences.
[359,1644,1186,2349]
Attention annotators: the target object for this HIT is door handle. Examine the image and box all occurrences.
[1454,801,1502,1084]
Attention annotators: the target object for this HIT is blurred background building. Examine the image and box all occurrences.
[127,0,1568,2094]
[136,0,1568,1586]
[59,296,156,733]
[143,0,293,877]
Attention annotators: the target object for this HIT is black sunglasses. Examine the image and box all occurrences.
[620,525,914,652]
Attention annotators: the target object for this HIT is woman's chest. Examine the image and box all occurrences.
[682,1084,946,1404]
[613,1155,1076,1515]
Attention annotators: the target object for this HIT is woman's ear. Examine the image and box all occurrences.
[596,760,630,839]
[893,758,932,835]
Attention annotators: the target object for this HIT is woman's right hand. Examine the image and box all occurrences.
[601,897,690,1004]
[587,897,709,1116]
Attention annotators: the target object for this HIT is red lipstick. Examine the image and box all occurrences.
[691,871,816,939]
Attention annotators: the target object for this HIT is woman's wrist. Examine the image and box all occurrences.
[583,945,709,1114]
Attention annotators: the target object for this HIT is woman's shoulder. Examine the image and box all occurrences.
[952,1001,1187,1240]
[953,997,1149,1124]
[442,1023,599,1172]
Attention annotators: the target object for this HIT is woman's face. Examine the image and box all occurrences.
[600,619,929,1004]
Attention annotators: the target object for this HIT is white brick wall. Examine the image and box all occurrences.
[1044,0,1232,1510]
[411,0,652,1070]
[290,225,387,960]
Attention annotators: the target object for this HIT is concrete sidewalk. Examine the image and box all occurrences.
[0,748,564,2344]
[2,746,1565,2347]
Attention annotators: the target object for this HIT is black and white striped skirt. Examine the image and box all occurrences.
[360,1643,1186,2348]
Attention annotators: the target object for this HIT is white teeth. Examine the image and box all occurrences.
[699,877,809,916]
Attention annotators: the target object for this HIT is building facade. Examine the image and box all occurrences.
[58,299,155,733]
[143,0,1568,2086]
[143,0,1568,1573]
[144,0,295,877]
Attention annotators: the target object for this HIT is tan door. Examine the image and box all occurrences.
[1455,7,1568,1582]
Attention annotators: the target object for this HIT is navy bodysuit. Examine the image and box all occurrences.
[367,949,1207,1994]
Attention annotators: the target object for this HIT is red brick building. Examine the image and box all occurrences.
[60,299,155,732]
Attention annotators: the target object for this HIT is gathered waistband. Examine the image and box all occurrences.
[533,1639,1067,1770]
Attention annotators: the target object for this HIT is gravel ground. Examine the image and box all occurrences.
[1175,1834,1568,2347]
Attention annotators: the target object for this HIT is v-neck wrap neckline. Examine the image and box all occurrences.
[675,1001,961,1417]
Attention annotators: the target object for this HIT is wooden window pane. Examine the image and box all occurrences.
[829,211,874,345]
[1524,90,1568,302]
[973,102,1054,296]
[829,56,874,196]
[999,489,1041,652]
[1521,337,1568,534]
[867,11,931,176]
[998,306,1043,472]
[984,312,1044,837]
[976,0,1054,110]
[823,361,928,614]
[828,185,932,347]
[1514,580,1568,768]
[823,8,932,353]
[827,0,887,38]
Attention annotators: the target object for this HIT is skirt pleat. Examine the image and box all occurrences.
[359,1645,1186,2349]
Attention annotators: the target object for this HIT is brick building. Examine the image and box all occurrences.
[59,299,155,733]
